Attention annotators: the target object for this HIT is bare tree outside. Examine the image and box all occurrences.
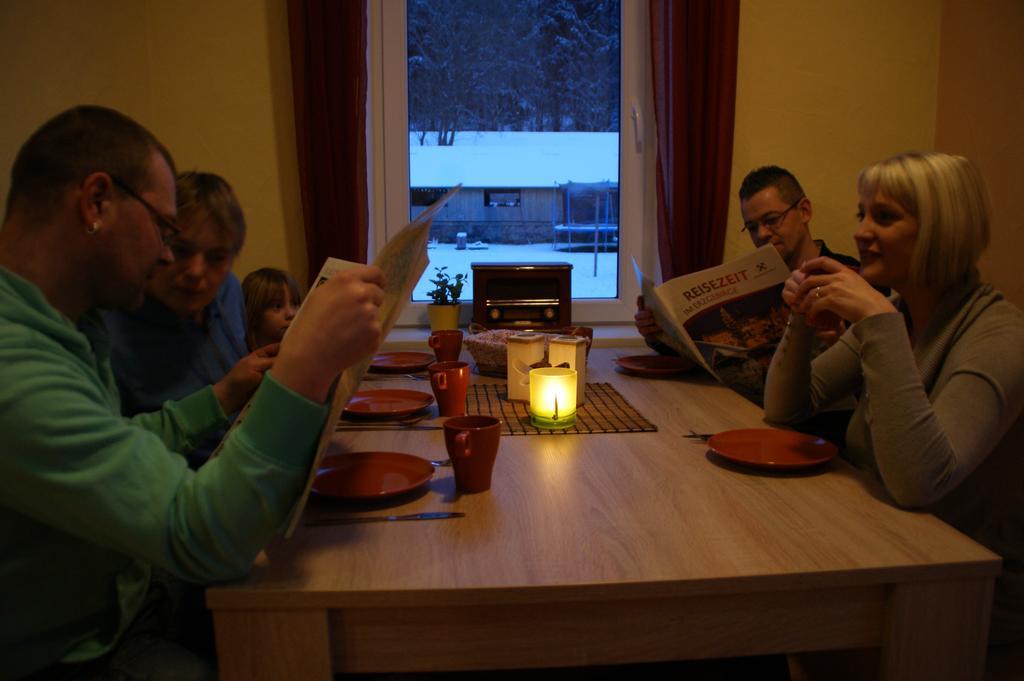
[408,0,620,143]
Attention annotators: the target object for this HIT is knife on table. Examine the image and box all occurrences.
[335,425,443,432]
[306,512,465,527]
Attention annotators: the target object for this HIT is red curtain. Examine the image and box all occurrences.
[288,0,369,286]
[649,0,740,278]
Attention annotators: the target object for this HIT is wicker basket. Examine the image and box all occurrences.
[464,328,527,376]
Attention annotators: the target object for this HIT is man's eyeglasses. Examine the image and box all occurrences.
[741,196,804,234]
[109,175,180,246]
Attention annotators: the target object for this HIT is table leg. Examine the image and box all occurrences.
[879,578,993,681]
[213,609,332,681]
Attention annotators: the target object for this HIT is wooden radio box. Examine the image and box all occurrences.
[471,262,572,330]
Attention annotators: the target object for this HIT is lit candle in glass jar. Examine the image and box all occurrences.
[529,367,577,429]
[548,335,587,406]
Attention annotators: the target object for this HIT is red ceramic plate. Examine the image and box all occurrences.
[707,428,838,470]
[369,351,435,373]
[343,389,434,418]
[615,354,693,377]
[314,452,435,500]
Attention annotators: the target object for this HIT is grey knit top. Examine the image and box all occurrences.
[765,274,1024,644]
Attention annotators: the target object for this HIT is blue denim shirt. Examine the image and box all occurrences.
[104,274,247,466]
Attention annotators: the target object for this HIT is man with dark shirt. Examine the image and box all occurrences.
[634,166,860,438]
[737,165,859,271]
[636,166,860,350]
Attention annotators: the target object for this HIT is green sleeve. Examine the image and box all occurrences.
[0,344,328,582]
[128,385,228,454]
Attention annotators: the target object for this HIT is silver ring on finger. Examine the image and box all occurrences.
[815,286,823,299]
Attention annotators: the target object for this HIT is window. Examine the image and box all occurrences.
[410,187,450,207]
[371,0,654,325]
[483,189,521,209]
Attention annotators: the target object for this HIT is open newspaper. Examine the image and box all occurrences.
[278,184,462,536]
[210,185,460,537]
[633,245,790,403]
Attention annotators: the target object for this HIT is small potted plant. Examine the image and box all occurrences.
[426,266,466,331]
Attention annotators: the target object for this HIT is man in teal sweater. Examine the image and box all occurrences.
[0,106,385,679]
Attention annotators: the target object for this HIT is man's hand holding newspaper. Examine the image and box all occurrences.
[273,265,385,404]
[209,186,462,537]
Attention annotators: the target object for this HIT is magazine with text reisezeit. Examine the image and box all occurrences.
[632,245,790,402]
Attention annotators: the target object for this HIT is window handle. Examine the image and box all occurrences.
[631,101,643,152]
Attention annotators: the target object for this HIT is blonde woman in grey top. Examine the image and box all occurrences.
[764,152,1024,646]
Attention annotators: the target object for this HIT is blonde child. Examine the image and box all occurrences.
[242,267,302,351]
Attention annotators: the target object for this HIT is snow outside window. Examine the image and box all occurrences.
[371,0,656,325]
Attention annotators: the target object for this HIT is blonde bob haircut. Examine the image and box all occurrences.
[857,152,990,290]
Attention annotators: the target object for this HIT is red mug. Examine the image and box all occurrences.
[428,360,470,417]
[428,329,463,362]
[443,415,502,493]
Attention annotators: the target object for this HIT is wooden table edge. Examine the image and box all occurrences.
[207,556,1000,610]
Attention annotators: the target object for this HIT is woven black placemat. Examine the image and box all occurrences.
[466,383,657,436]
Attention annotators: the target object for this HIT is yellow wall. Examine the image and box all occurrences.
[935,0,1024,306]
[725,0,943,264]
[0,0,307,283]
[0,0,1017,302]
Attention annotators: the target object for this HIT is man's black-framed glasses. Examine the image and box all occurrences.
[109,174,180,246]
[741,196,805,234]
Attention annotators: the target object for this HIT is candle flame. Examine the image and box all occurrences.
[553,395,559,420]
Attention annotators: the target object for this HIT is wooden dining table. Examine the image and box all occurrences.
[207,346,999,681]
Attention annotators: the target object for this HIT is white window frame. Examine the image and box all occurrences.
[368,0,658,326]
